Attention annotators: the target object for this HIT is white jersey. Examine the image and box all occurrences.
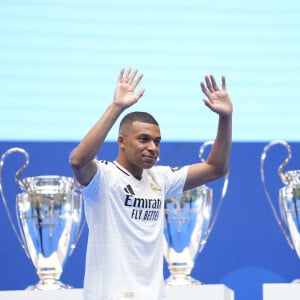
[80,160,188,300]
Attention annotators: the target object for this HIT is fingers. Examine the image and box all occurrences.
[202,98,213,109]
[118,67,132,83]
[221,75,226,90]
[200,81,210,98]
[210,75,219,91]
[136,88,145,99]
[118,67,143,85]
[200,74,226,96]
[117,68,125,82]
[128,69,138,83]
[124,67,132,82]
[205,75,219,91]
[205,75,214,92]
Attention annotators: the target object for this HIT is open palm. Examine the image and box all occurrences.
[113,68,145,109]
[200,75,232,117]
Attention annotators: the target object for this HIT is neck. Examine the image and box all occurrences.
[116,157,143,180]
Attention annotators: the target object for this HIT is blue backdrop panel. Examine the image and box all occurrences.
[1,141,300,300]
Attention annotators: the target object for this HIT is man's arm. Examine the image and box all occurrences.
[184,75,233,191]
[69,67,145,186]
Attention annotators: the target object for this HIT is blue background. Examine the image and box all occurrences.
[1,1,300,299]
[1,141,300,300]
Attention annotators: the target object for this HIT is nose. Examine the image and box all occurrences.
[147,140,158,152]
[147,140,155,150]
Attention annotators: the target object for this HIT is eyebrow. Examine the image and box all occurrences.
[138,133,161,140]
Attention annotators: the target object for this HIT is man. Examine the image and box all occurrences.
[69,67,232,300]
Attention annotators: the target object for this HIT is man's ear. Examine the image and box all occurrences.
[118,135,125,150]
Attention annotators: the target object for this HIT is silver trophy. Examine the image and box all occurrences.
[163,141,229,286]
[261,140,300,271]
[0,147,84,290]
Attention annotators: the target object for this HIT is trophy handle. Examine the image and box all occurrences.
[198,140,229,250]
[260,140,293,248]
[0,147,31,257]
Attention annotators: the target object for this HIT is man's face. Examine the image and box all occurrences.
[118,121,161,171]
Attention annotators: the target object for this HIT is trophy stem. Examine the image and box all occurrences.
[165,265,201,286]
[26,275,72,291]
[165,274,202,287]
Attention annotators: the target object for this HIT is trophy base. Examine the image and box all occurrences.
[26,280,73,291]
[165,275,202,287]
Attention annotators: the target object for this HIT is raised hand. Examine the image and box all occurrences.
[113,67,145,109]
[200,75,233,117]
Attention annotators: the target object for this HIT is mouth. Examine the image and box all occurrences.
[142,156,157,164]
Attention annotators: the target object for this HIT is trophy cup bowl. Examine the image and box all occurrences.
[261,140,300,281]
[163,185,213,286]
[163,141,229,286]
[279,171,300,258]
[0,147,84,290]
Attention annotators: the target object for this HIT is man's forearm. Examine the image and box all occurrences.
[207,114,232,176]
[70,103,124,169]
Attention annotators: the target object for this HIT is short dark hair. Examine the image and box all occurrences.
[119,111,159,132]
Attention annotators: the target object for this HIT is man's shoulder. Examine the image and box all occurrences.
[97,159,111,166]
[96,159,116,170]
[150,165,186,174]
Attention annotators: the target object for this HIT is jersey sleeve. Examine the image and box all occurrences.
[157,165,189,199]
[76,161,102,203]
